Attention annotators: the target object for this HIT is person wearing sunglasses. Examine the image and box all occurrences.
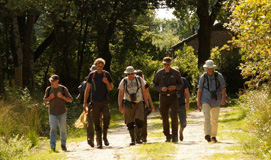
[118,66,149,145]
[153,57,183,143]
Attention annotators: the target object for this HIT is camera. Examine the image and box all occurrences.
[210,91,217,100]
[129,93,137,102]
[145,107,152,116]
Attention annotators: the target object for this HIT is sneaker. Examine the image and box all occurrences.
[51,147,56,152]
[61,145,67,151]
[211,137,217,143]
[205,135,211,142]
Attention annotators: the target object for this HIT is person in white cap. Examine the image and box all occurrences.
[118,66,149,145]
[197,60,226,143]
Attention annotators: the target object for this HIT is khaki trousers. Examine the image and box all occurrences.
[202,103,220,137]
[124,101,144,124]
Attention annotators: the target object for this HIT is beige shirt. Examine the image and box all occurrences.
[118,76,145,103]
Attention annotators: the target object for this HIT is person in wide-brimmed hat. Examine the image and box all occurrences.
[118,66,149,145]
[197,59,226,143]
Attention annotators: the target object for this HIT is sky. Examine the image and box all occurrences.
[155,8,176,20]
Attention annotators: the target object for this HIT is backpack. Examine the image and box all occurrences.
[46,86,65,98]
[76,81,87,104]
[203,71,220,92]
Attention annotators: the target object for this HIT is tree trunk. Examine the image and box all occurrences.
[22,15,35,91]
[11,17,23,87]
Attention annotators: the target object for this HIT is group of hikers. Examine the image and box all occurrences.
[43,57,226,152]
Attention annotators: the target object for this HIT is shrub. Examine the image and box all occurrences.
[0,135,31,160]
[239,84,271,158]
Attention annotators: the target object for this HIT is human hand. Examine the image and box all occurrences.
[168,85,176,91]
[161,87,168,92]
[102,77,109,84]
[185,103,189,110]
[151,105,155,112]
[197,102,202,111]
[119,106,124,114]
[57,92,64,99]
[49,93,55,100]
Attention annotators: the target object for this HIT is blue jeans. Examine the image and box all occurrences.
[49,112,67,148]
[178,104,187,128]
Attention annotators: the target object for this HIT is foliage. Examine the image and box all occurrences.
[172,44,199,95]
[210,46,244,93]
[239,85,271,158]
[226,0,271,87]
[0,87,48,146]
[0,135,31,160]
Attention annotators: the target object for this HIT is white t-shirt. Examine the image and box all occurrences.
[118,76,145,103]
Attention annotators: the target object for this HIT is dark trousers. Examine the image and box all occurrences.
[87,110,102,140]
[142,113,147,139]
[178,104,187,128]
[92,100,110,132]
[159,94,178,137]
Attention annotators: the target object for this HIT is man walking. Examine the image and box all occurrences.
[172,66,190,141]
[43,75,73,152]
[197,60,226,143]
[153,57,183,142]
[118,66,149,145]
[83,58,113,149]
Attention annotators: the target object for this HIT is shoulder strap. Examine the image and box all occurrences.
[203,72,209,91]
[124,78,128,93]
[92,71,96,79]
[103,71,106,78]
[214,71,220,91]
[46,86,51,98]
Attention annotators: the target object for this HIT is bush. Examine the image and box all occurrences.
[239,85,271,158]
[0,135,31,160]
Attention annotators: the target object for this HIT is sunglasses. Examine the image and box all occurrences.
[163,63,170,66]
[127,73,134,75]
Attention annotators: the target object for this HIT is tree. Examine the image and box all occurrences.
[226,0,271,87]
[166,0,231,67]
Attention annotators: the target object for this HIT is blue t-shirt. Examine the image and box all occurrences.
[198,71,226,107]
[177,77,190,106]
[87,70,113,102]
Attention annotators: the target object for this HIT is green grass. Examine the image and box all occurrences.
[208,105,257,160]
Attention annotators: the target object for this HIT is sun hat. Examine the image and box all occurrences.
[203,60,216,68]
[124,66,136,74]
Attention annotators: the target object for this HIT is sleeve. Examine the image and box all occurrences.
[183,78,189,89]
[86,72,93,84]
[64,87,73,99]
[175,72,184,90]
[44,87,49,99]
[153,72,162,92]
[118,78,125,91]
[219,74,226,89]
[198,75,204,90]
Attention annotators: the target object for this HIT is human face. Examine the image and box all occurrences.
[163,62,171,70]
[127,73,135,80]
[96,63,104,73]
[50,79,59,86]
[206,68,214,75]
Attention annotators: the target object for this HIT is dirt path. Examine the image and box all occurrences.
[66,108,237,160]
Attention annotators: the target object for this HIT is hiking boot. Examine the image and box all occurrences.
[205,135,211,142]
[136,128,143,144]
[51,147,56,152]
[87,138,94,147]
[142,137,147,143]
[211,137,217,143]
[103,129,109,146]
[172,136,178,143]
[61,145,67,151]
[179,127,184,141]
[165,135,172,142]
[96,131,103,149]
[129,129,135,146]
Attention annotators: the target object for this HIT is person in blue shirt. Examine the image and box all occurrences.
[172,66,190,142]
[197,60,226,143]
